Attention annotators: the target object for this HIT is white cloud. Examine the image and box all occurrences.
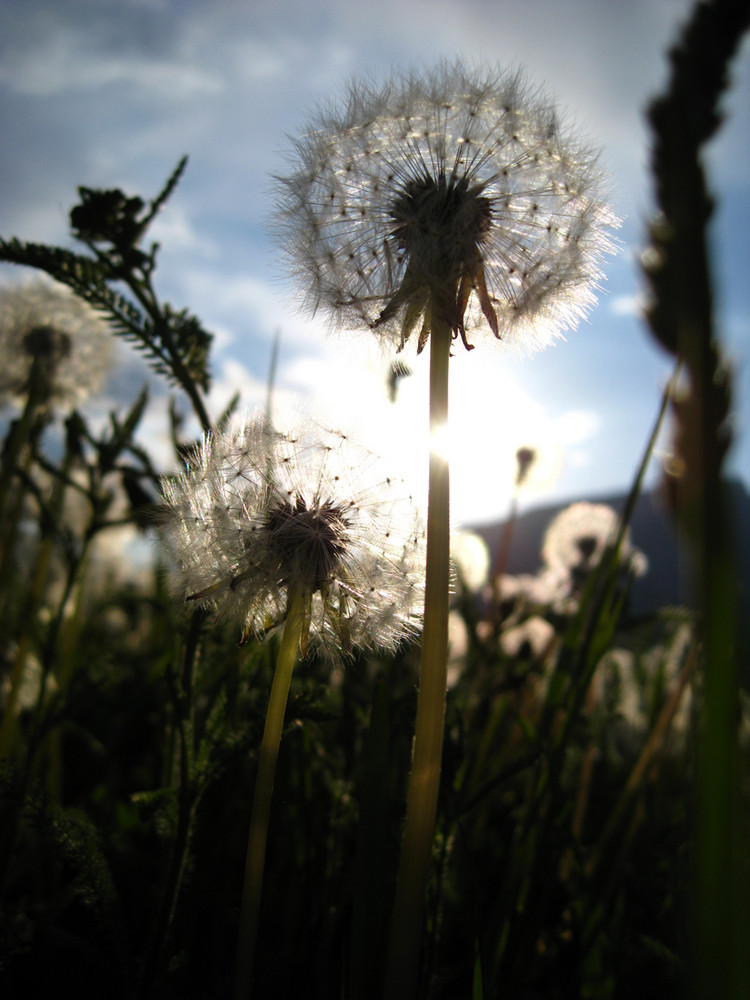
[610,294,647,318]
[556,410,600,446]
[205,357,269,418]
[0,26,223,99]
[149,207,218,257]
[175,271,320,354]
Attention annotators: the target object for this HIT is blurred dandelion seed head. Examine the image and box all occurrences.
[541,501,648,581]
[0,277,114,411]
[451,529,491,593]
[276,61,618,355]
[160,415,426,658]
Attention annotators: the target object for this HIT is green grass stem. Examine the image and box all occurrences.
[234,590,305,1000]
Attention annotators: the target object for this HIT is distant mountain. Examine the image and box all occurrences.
[470,479,750,626]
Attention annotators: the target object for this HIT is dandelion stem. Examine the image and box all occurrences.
[385,313,451,998]
[234,590,306,1000]
[0,355,49,577]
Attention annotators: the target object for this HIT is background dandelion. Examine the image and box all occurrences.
[541,500,648,582]
[0,277,113,412]
[0,277,115,587]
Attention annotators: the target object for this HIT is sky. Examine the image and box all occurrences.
[1,0,748,527]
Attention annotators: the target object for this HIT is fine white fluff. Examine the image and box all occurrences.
[160,415,426,658]
[276,61,618,355]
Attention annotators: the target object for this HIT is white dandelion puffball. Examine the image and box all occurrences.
[0,278,114,410]
[451,528,490,593]
[541,502,648,579]
[277,61,618,354]
[160,415,426,658]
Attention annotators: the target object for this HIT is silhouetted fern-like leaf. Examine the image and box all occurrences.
[141,154,189,232]
[162,305,213,392]
[0,237,212,390]
[0,237,162,350]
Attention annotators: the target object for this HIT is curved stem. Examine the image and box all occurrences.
[234,590,306,1000]
[385,315,452,998]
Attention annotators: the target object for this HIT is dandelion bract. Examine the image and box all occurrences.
[277,61,618,354]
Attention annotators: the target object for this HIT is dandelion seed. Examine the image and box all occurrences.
[0,277,114,411]
[277,61,618,354]
[160,414,425,658]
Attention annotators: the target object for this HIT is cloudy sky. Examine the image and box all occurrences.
[1,0,748,525]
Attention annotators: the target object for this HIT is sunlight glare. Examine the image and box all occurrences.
[430,421,451,464]
[279,338,568,527]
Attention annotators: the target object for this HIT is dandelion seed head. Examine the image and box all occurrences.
[447,609,470,688]
[160,415,425,659]
[0,277,114,411]
[451,528,490,593]
[541,502,648,580]
[276,61,618,355]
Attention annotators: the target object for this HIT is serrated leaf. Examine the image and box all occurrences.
[140,155,189,231]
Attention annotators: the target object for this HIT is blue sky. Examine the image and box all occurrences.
[1,0,748,525]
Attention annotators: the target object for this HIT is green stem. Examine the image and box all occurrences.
[0,364,46,523]
[234,590,306,1000]
[0,364,49,589]
[385,315,452,998]
[44,542,93,802]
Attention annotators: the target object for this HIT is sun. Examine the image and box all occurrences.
[442,353,564,524]
[288,337,564,527]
